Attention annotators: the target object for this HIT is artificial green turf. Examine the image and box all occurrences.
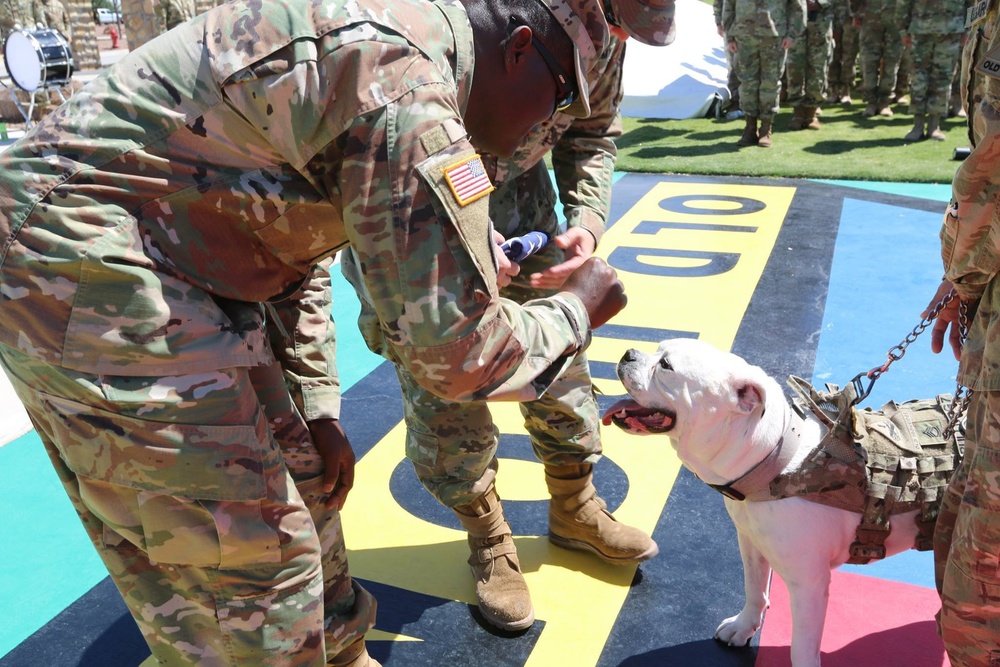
[616,99,970,184]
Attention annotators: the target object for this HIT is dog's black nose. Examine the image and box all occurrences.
[621,349,641,363]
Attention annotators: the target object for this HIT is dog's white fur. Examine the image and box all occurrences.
[604,338,924,667]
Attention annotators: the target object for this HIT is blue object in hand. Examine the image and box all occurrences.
[500,231,549,262]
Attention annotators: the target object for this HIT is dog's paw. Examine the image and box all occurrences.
[714,614,759,647]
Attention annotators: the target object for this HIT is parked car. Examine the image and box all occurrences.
[96,7,121,23]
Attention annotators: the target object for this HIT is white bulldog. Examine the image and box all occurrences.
[603,337,941,667]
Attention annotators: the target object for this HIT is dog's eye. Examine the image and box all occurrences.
[658,357,672,371]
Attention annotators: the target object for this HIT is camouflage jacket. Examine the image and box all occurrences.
[847,0,897,20]
[0,0,592,406]
[943,10,1000,389]
[721,0,807,40]
[897,0,970,35]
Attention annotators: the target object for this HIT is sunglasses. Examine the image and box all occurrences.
[604,2,620,28]
[508,16,578,114]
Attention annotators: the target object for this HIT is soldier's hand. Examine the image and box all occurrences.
[924,279,964,361]
[309,418,356,510]
[529,226,596,289]
[781,36,794,50]
[727,39,737,53]
[493,229,520,288]
[561,257,626,329]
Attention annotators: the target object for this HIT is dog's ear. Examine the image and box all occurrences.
[735,380,765,414]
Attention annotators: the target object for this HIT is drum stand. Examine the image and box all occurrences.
[1,77,68,131]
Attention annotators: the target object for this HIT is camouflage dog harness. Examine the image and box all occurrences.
[707,377,964,565]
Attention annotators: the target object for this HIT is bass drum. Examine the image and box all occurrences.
[3,28,75,92]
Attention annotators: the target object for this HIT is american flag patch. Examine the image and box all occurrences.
[443,155,494,207]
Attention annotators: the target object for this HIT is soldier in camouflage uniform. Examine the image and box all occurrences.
[0,0,30,37]
[786,0,834,129]
[898,0,970,141]
[342,0,673,634]
[850,0,903,116]
[958,0,996,143]
[715,0,742,115]
[722,0,806,147]
[154,0,194,31]
[0,0,626,664]
[32,0,69,36]
[927,8,1000,664]
[827,0,860,103]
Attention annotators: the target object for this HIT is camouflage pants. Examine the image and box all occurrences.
[0,343,375,666]
[786,13,834,107]
[908,34,963,117]
[829,13,860,92]
[734,35,787,120]
[934,388,1000,666]
[343,162,602,507]
[859,15,904,105]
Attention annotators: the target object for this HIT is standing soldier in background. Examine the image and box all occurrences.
[33,0,69,37]
[0,0,30,38]
[723,0,806,147]
[898,0,970,141]
[827,0,860,103]
[155,0,194,31]
[787,0,834,129]
[714,0,742,117]
[851,0,904,116]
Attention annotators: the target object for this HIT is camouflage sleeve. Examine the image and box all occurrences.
[849,0,864,17]
[897,0,913,33]
[549,38,625,249]
[789,0,808,39]
[722,0,735,34]
[317,84,590,402]
[941,104,1000,301]
[265,258,342,421]
[714,0,723,25]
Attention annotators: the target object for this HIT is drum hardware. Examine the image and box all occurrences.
[2,25,75,128]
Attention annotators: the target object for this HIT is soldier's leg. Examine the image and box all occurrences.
[0,343,328,667]
[877,20,904,111]
[393,364,533,631]
[250,360,377,664]
[735,37,762,118]
[925,36,963,140]
[938,389,1000,667]
[859,20,881,110]
[755,37,786,146]
[841,18,861,100]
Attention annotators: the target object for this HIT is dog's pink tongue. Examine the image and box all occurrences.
[602,398,644,425]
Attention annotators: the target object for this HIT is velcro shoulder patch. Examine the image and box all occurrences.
[977,42,1000,80]
[443,154,494,207]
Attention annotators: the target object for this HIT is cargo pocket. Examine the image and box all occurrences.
[40,391,282,569]
[952,443,1000,584]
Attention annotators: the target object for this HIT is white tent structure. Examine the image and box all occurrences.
[620,0,731,120]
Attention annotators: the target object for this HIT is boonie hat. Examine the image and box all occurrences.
[613,0,676,46]
[538,0,609,118]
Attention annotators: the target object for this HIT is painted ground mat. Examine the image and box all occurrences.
[0,174,958,667]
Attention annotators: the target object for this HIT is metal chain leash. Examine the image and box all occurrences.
[849,289,970,438]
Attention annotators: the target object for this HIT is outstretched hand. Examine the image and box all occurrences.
[529,227,597,289]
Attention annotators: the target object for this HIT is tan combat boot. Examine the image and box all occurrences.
[803,106,821,129]
[328,638,382,667]
[904,114,925,142]
[736,116,758,146]
[926,114,946,141]
[877,101,894,117]
[546,463,659,564]
[862,101,878,117]
[789,106,806,131]
[757,117,773,147]
[453,485,534,631]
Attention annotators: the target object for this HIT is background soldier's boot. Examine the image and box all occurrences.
[877,100,893,117]
[926,115,946,141]
[328,638,382,667]
[789,106,805,131]
[546,463,659,564]
[804,106,821,129]
[453,486,534,631]
[862,101,878,117]
[757,118,773,147]
[904,114,925,142]
[736,116,758,146]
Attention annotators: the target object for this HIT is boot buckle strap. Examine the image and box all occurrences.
[474,540,517,563]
